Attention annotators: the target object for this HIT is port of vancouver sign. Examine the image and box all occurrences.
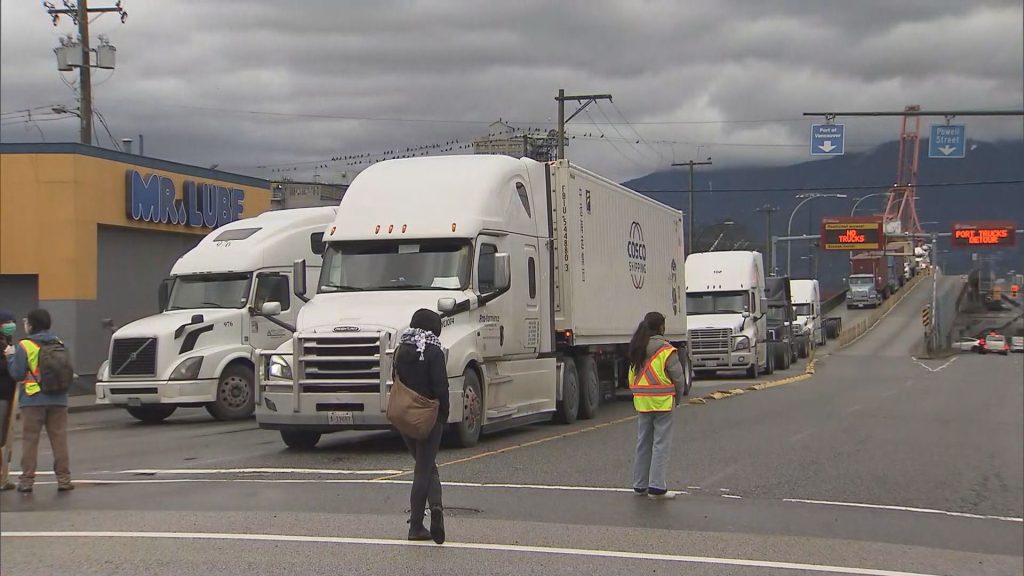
[820,217,884,251]
[125,169,245,229]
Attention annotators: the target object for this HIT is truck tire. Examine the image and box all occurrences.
[205,364,256,421]
[577,355,600,420]
[797,341,808,359]
[764,349,775,375]
[452,369,482,448]
[556,358,579,424]
[280,430,321,450]
[681,352,694,396]
[126,405,176,423]
[745,360,758,379]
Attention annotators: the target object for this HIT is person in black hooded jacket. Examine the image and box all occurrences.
[395,308,450,544]
[0,310,18,491]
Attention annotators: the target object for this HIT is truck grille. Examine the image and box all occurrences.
[109,338,157,377]
[689,328,732,352]
[298,332,386,394]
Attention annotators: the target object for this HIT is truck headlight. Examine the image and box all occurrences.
[733,336,751,351]
[169,357,203,380]
[97,360,110,381]
[268,355,292,380]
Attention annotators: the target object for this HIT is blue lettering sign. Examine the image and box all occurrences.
[125,169,246,229]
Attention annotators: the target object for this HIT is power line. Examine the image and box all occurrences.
[631,179,1024,195]
[593,101,658,164]
[609,100,665,162]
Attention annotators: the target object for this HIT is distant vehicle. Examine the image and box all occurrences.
[980,333,1009,356]
[790,279,825,355]
[953,337,982,353]
[765,276,797,369]
[1010,336,1023,353]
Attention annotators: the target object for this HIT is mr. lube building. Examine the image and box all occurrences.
[0,143,272,384]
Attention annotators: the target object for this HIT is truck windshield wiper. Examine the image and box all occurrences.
[320,285,365,292]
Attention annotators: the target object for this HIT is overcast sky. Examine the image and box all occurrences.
[2,0,1022,183]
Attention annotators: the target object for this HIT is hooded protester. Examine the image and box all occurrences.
[627,311,685,500]
[395,308,450,544]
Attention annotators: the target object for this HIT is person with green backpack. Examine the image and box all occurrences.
[4,309,75,493]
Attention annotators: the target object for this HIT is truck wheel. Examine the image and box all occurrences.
[764,349,775,375]
[452,369,482,448]
[577,355,600,420]
[797,341,808,359]
[205,364,255,421]
[126,405,176,423]
[556,358,579,424]
[280,430,321,450]
[745,360,758,379]
[681,353,694,396]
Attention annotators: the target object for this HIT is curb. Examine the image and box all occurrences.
[686,351,817,406]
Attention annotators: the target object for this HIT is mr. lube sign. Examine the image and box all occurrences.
[126,169,245,229]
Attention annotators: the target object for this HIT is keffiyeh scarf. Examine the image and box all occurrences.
[400,327,444,360]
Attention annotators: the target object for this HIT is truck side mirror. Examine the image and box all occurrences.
[293,259,309,302]
[742,311,751,319]
[158,278,173,311]
[260,302,282,316]
[437,298,457,314]
[494,253,511,292]
[759,297,768,312]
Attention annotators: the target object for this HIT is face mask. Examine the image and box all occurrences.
[1,323,14,337]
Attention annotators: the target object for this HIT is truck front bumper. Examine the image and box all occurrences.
[691,352,754,371]
[96,379,218,405]
[256,391,392,432]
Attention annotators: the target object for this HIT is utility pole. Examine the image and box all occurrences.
[672,158,712,255]
[45,0,126,146]
[756,204,779,271]
[555,89,613,160]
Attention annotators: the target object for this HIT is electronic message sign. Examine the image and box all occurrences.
[820,217,884,251]
[951,221,1016,248]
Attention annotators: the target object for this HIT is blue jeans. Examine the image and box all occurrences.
[632,411,674,493]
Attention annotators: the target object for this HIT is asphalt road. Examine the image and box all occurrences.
[2,278,1022,575]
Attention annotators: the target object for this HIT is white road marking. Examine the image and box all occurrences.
[790,429,813,442]
[10,468,403,477]
[111,468,404,476]
[0,530,951,576]
[722,494,743,499]
[910,357,958,373]
[783,498,1023,523]
[845,405,863,414]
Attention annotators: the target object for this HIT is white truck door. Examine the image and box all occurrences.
[250,272,295,351]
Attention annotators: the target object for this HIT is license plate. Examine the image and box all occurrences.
[327,411,353,425]
[706,361,718,367]
[127,398,142,407]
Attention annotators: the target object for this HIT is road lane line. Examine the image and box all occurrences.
[0,530,952,576]
[8,468,405,477]
[910,356,958,373]
[783,498,1023,523]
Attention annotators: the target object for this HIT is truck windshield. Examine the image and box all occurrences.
[319,240,472,292]
[167,273,252,310]
[686,291,749,315]
[850,276,874,287]
[794,303,812,316]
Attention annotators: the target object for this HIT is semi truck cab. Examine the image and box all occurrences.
[95,207,336,422]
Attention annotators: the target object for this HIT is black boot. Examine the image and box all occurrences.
[407,518,431,541]
[429,506,445,545]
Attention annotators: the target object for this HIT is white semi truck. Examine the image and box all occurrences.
[790,279,825,357]
[96,207,337,422]
[684,251,770,378]
[256,156,689,449]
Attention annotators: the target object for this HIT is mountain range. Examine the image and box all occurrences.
[623,139,1024,294]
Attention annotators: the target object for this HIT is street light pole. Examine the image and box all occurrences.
[756,204,778,271]
[672,158,712,255]
[787,193,847,276]
[850,191,890,216]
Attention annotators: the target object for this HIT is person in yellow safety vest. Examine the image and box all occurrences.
[628,311,686,500]
[4,309,73,493]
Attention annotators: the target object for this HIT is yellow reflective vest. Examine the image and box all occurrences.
[18,339,42,396]
[628,344,677,412]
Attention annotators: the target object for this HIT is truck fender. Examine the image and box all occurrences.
[204,347,256,380]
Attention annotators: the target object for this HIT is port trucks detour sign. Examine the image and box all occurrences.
[951,221,1016,248]
[821,217,884,251]
[125,169,245,229]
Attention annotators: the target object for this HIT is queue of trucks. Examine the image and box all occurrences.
[96,155,835,448]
